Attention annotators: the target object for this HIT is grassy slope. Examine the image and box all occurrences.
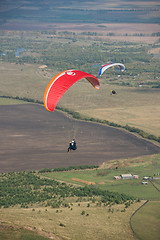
[0,202,141,240]
[0,226,49,240]
[39,154,160,239]
[0,155,159,239]
[0,153,160,240]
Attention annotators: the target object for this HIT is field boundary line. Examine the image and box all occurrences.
[130,200,149,239]
[149,180,160,192]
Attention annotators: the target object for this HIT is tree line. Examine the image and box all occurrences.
[0,171,136,209]
[38,165,99,173]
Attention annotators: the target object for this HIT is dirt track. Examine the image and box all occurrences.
[0,104,160,173]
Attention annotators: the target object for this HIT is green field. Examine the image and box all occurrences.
[41,154,160,201]
[131,201,160,240]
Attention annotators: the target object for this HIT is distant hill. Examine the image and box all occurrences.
[0,0,160,30]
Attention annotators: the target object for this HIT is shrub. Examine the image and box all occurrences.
[59,223,65,227]
[81,210,85,215]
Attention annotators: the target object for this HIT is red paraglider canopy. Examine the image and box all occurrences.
[44,69,100,112]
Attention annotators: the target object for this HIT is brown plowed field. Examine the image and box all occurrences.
[0,104,160,173]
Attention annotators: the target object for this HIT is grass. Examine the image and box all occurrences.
[41,154,160,200]
[131,201,160,240]
[104,181,160,201]
[0,201,142,240]
[0,98,27,105]
[0,62,51,102]
[0,226,49,240]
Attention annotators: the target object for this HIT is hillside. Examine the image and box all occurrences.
[0,154,160,240]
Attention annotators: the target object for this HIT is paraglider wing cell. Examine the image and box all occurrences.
[44,70,100,112]
[99,63,125,76]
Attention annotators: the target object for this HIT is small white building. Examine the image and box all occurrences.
[143,176,151,180]
[142,182,148,185]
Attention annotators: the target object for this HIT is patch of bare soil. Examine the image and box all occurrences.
[0,223,58,240]
[149,47,160,54]
[0,104,160,173]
